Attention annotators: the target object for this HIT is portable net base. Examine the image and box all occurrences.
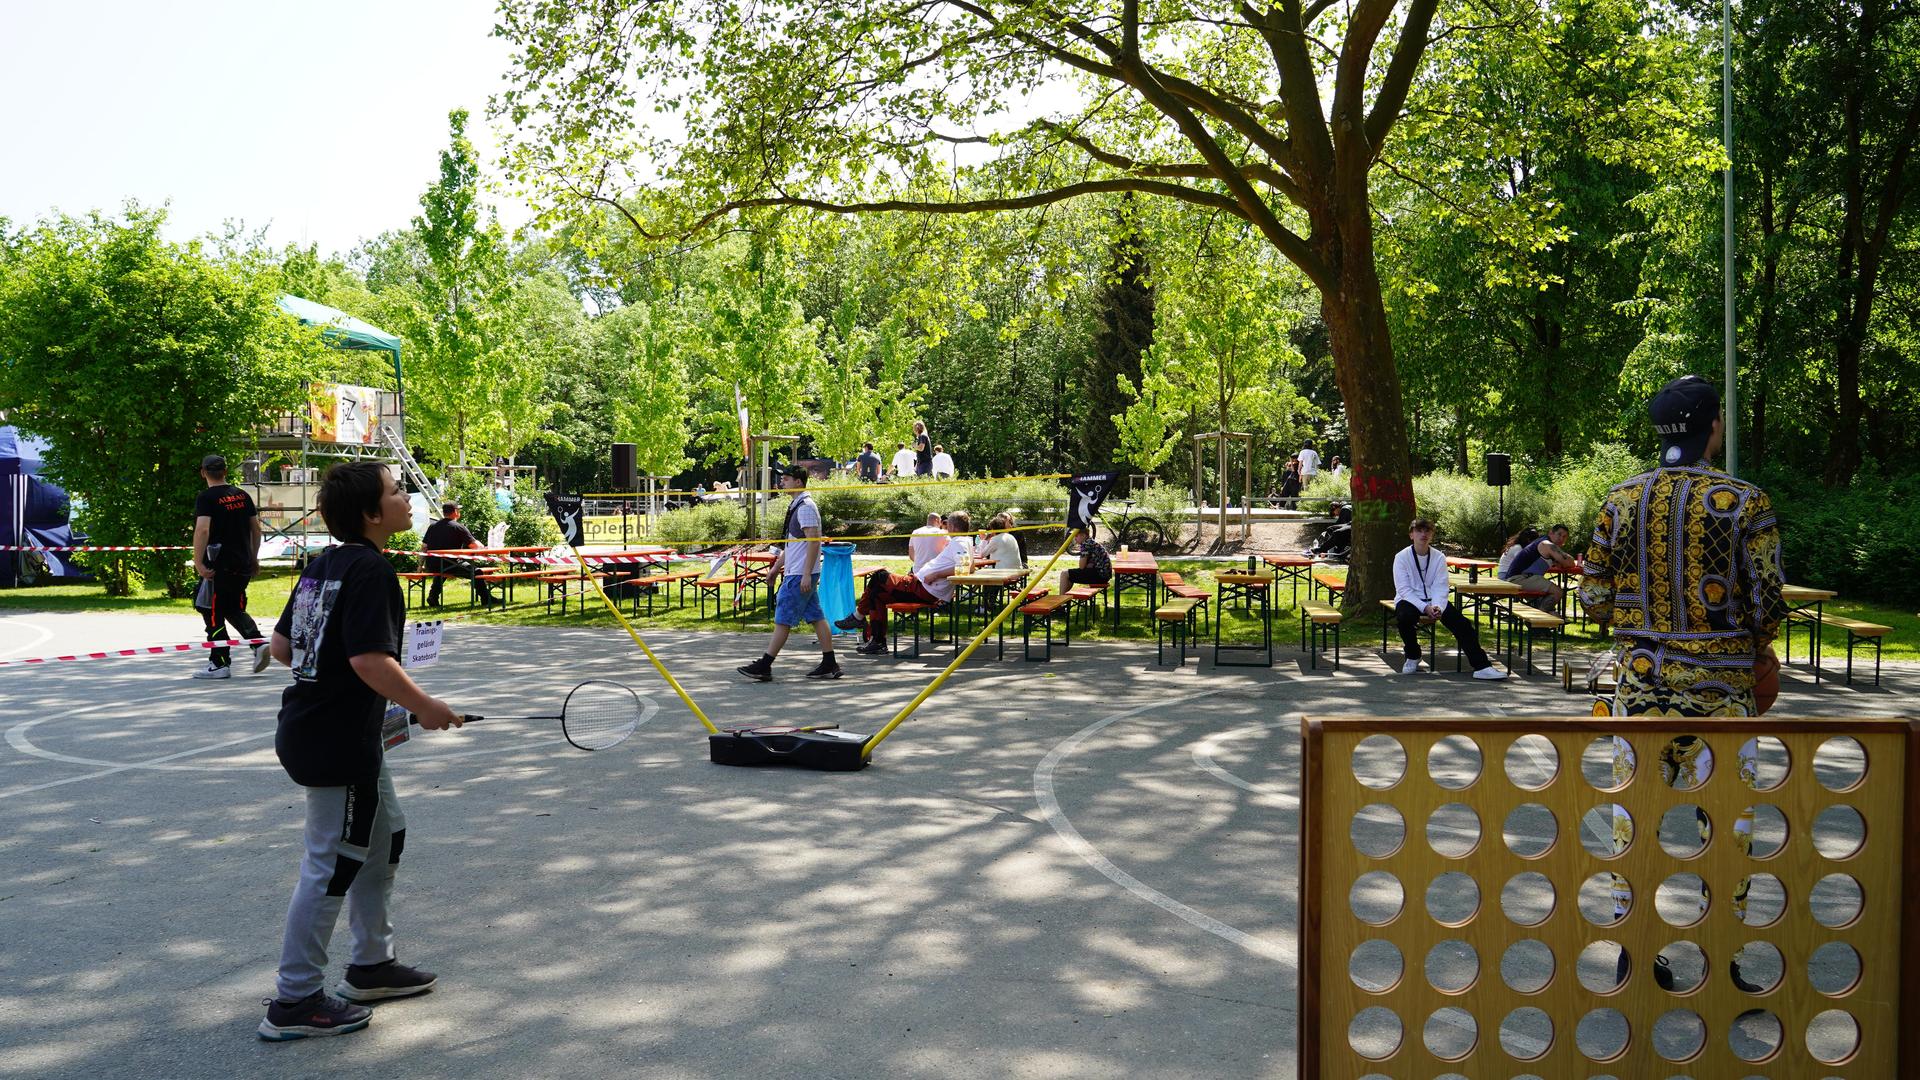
[708,728,871,771]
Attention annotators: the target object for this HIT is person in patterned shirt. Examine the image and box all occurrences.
[1580,375,1787,715]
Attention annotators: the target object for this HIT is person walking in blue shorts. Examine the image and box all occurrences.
[737,463,841,682]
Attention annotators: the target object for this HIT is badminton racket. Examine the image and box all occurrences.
[412,679,646,751]
[722,724,840,736]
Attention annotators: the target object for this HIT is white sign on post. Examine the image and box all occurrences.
[405,621,443,669]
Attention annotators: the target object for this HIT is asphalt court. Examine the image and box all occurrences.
[1,614,1913,1079]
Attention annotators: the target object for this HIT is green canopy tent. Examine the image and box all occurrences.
[277,294,403,396]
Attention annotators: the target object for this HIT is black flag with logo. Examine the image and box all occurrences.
[545,493,585,546]
[1065,471,1120,533]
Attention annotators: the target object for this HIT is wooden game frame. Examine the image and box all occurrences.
[1300,716,1920,1079]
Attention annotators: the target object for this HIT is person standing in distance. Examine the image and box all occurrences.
[257,461,464,1040]
[930,444,956,479]
[856,442,883,482]
[1296,439,1321,484]
[737,464,842,682]
[192,454,270,679]
[889,441,916,480]
[911,420,933,477]
[1581,375,1786,715]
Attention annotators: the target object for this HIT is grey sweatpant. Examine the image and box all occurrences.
[274,761,406,1001]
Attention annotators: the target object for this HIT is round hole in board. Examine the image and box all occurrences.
[1422,1006,1478,1061]
[1347,938,1403,995]
[1809,873,1863,929]
[1730,941,1785,995]
[1574,1007,1631,1062]
[1349,803,1406,859]
[1347,1006,1403,1061]
[1351,734,1407,790]
[1424,938,1478,994]
[1426,802,1481,858]
[1657,734,1714,790]
[1807,942,1862,997]
[1651,1008,1708,1062]
[1499,1007,1553,1061]
[1580,803,1634,858]
[1734,804,1789,859]
[1581,735,1636,791]
[1732,873,1788,928]
[1728,1008,1784,1063]
[1577,872,1632,928]
[1504,733,1559,790]
[1576,940,1631,994]
[1806,1008,1862,1065]
[1655,873,1711,927]
[1427,734,1483,790]
[1654,940,1708,994]
[1501,872,1557,927]
[1737,735,1790,791]
[1502,802,1557,859]
[1812,805,1867,860]
[1500,939,1554,994]
[1813,735,1868,792]
[1349,871,1405,926]
[1658,804,1712,859]
[1425,871,1480,927]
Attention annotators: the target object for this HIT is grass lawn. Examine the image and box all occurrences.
[4,558,1914,662]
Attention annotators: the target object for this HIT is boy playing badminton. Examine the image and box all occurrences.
[258,462,464,1041]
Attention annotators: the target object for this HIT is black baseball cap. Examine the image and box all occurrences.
[778,463,809,480]
[1650,375,1719,466]
[200,454,227,474]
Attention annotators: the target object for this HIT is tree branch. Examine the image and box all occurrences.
[1364,0,1441,158]
[684,178,1253,236]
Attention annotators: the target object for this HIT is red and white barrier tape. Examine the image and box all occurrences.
[0,637,270,667]
[0,544,193,552]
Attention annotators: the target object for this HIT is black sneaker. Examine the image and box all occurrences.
[736,658,774,682]
[855,640,888,657]
[834,613,867,631]
[258,991,373,1040]
[339,958,439,1002]
[804,658,844,680]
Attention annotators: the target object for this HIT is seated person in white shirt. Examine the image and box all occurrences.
[975,512,1025,570]
[907,512,949,572]
[1394,517,1506,679]
[930,445,956,478]
[838,511,973,654]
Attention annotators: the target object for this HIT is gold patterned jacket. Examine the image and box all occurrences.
[1579,462,1787,672]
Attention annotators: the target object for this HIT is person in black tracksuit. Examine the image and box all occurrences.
[420,502,499,607]
[192,454,268,679]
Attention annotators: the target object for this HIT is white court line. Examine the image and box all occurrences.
[0,654,663,794]
[0,618,55,658]
[1035,686,1292,965]
[1189,722,1299,807]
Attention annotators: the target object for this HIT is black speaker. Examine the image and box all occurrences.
[1486,452,1512,487]
[612,443,637,489]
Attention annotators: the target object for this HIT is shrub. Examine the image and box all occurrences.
[1412,471,1549,555]
[1302,470,1347,506]
[649,500,748,545]
[440,470,502,540]
[504,480,563,548]
[1758,468,1920,609]
[386,529,421,572]
[1542,444,1648,555]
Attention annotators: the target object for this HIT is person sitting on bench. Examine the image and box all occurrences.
[421,502,500,608]
[1395,517,1505,680]
[1306,502,1353,560]
[836,510,972,655]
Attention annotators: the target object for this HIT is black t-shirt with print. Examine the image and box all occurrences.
[421,518,477,572]
[273,541,405,787]
[194,484,257,571]
[914,434,932,475]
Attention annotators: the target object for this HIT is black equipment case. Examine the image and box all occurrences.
[709,728,870,771]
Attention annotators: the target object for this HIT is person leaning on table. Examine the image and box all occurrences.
[1579,374,1787,716]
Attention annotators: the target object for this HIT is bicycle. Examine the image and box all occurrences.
[1091,499,1172,552]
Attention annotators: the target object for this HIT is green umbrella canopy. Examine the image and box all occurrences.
[277,294,402,388]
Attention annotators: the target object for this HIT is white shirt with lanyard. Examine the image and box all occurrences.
[1393,545,1450,610]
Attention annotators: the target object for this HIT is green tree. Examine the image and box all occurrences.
[596,300,694,478]
[0,205,325,593]
[494,0,1481,607]
[1082,213,1154,467]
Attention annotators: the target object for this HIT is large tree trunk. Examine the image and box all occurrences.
[1316,202,1416,614]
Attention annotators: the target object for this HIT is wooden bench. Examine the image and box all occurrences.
[624,565,705,615]
[1154,596,1203,667]
[887,602,937,658]
[1378,599,1440,670]
[1508,605,1567,677]
[536,571,610,615]
[476,566,559,606]
[1158,572,1213,634]
[1824,616,1891,686]
[1019,593,1075,662]
[399,571,456,610]
[693,561,774,619]
[1301,602,1344,670]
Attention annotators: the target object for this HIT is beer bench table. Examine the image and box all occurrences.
[1250,552,1315,607]
[948,568,1031,647]
[1109,551,1160,632]
[1214,572,1275,667]
[1781,583,1839,684]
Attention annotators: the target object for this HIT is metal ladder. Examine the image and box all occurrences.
[379,422,442,505]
